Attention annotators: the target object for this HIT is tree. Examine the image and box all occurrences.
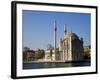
[84,46,91,59]
[35,49,45,59]
[23,51,27,61]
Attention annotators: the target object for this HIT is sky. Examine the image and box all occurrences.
[22,10,91,50]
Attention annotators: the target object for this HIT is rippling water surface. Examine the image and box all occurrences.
[23,61,90,69]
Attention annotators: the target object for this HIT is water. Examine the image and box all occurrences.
[23,61,90,69]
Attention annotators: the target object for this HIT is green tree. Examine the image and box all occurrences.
[35,49,45,59]
[23,51,27,61]
[84,46,91,59]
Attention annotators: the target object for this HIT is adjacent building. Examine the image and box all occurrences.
[23,50,35,61]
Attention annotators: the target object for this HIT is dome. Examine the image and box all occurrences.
[64,32,79,40]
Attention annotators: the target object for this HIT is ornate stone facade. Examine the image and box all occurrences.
[59,32,84,61]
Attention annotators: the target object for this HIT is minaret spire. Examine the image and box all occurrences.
[54,19,57,32]
[54,19,57,60]
[64,24,67,36]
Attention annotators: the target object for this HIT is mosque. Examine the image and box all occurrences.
[45,20,84,62]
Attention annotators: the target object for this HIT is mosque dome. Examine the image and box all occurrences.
[64,32,79,40]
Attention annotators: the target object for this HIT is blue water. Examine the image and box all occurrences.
[23,61,90,69]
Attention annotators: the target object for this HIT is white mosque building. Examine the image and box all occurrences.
[45,20,84,62]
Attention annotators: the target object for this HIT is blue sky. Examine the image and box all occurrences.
[22,10,91,50]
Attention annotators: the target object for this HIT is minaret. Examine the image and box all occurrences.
[64,24,67,36]
[54,19,57,60]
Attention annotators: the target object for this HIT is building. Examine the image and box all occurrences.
[59,24,84,61]
[45,48,59,61]
[23,50,35,61]
[45,20,84,62]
